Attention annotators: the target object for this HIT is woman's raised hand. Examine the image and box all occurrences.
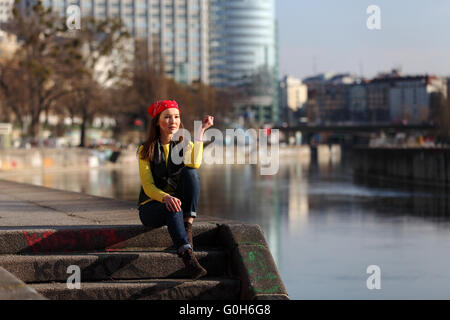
[163,195,182,213]
[201,115,214,131]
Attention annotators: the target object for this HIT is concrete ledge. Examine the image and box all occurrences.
[0,250,228,282]
[0,224,221,254]
[353,147,450,188]
[253,294,290,300]
[29,278,240,300]
[0,267,46,300]
[218,224,289,300]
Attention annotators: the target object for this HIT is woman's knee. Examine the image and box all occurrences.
[181,166,200,181]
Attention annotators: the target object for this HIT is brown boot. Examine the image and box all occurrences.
[180,249,207,280]
[184,222,193,248]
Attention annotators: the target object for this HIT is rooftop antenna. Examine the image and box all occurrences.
[313,56,317,75]
[359,59,364,78]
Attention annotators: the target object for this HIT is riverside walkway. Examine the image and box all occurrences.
[0,179,288,300]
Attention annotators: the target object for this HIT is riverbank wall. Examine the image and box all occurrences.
[352,147,450,188]
[0,147,137,172]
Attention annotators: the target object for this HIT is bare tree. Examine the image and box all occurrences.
[56,16,130,147]
[0,0,75,142]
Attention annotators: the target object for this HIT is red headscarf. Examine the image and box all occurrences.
[147,100,180,117]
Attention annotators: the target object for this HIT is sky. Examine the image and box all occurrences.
[275,0,450,80]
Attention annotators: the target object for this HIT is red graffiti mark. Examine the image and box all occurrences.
[23,231,54,251]
[23,229,128,253]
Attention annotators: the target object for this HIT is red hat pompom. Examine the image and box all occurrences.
[147,100,180,117]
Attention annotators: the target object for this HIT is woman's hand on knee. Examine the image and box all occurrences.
[163,195,182,213]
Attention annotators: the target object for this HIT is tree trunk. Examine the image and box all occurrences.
[78,103,90,148]
[28,114,40,141]
[79,114,87,147]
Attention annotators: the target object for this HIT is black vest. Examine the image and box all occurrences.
[138,139,187,206]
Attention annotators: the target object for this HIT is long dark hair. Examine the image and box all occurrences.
[139,113,185,162]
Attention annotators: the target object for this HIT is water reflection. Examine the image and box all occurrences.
[1,147,450,299]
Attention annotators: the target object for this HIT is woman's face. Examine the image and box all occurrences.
[158,108,180,137]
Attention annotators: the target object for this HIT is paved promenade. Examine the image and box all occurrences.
[0,179,225,227]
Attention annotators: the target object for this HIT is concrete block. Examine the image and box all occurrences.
[0,223,221,254]
[218,223,269,251]
[0,267,46,300]
[254,294,290,300]
[30,278,240,300]
[217,223,288,300]
[231,245,288,300]
[0,250,228,282]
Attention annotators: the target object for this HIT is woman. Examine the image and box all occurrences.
[137,99,214,280]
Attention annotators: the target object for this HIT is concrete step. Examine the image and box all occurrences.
[0,223,221,254]
[0,250,229,283]
[0,267,47,300]
[29,278,240,300]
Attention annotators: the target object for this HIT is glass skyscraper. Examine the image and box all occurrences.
[210,0,279,125]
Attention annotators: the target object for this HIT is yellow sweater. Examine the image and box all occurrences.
[138,141,203,206]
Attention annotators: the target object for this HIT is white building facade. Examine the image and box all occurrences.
[0,0,14,24]
[279,75,307,125]
[280,75,307,112]
[31,0,209,85]
[389,76,447,124]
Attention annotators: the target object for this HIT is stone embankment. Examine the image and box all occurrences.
[0,180,288,300]
[353,147,450,187]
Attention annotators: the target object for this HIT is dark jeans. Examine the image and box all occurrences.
[138,166,200,254]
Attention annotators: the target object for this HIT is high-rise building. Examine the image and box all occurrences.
[26,0,209,85]
[210,0,279,125]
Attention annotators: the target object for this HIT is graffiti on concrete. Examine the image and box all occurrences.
[23,229,127,253]
[239,241,280,294]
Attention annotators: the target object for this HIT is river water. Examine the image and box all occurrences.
[3,148,450,299]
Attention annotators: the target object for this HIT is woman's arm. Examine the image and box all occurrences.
[184,115,214,168]
[138,146,169,203]
[184,140,203,169]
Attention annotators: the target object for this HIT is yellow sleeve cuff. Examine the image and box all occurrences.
[184,140,203,169]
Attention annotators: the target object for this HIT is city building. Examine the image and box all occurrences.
[279,75,307,126]
[0,0,14,24]
[447,77,450,101]
[349,82,369,123]
[305,69,448,125]
[0,29,18,62]
[389,75,447,124]
[210,0,279,125]
[19,0,209,85]
[304,73,361,124]
[365,78,392,123]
